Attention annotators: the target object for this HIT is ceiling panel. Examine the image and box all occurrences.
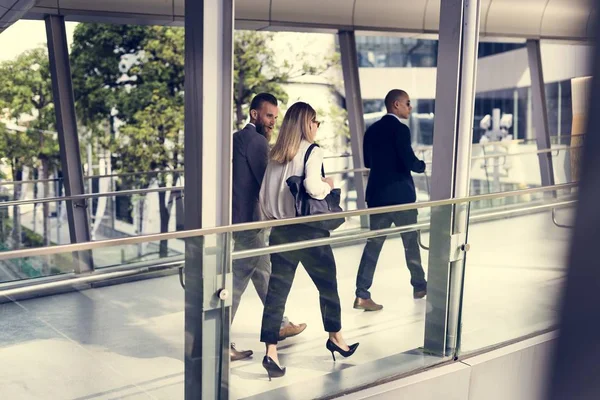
[10,0,595,42]
[587,8,596,38]
[541,0,591,39]
[0,7,21,23]
[354,0,429,31]
[485,0,547,37]
[423,0,440,32]
[423,0,492,33]
[271,0,354,26]
[173,0,183,16]
[10,0,35,11]
[236,0,270,21]
[59,0,173,16]
[34,0,58,7]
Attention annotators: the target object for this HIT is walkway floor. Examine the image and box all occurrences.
[0,210,572,399]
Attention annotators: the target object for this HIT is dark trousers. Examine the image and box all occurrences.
[260,225,342,344]
[355,209,427,299]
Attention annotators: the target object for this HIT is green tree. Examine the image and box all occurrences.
[233,31,339,131]
[0,125,35,250]
[0,48,59,253]
[71,24,184,257]
[71,25,341,258]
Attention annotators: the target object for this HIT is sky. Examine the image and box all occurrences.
[0,20,78,62]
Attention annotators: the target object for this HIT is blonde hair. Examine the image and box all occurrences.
[270,102,317,163]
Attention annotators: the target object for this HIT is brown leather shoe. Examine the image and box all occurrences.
[278,321,307,341]
[353,297,383,311]
[230,343,252,361]
[413,289,427,299]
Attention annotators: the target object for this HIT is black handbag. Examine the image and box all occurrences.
[286,143,345,231]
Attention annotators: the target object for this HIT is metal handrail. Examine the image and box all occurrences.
[0,185,185,208]
[0,177,61,186]
[232,200,576,260]
[84,169,183,181]
[471,145,584,161]
[552,208,574,228]
[0,143,583,187]
[0,182,577,262]
[0,169,184,186]
[417,231,430,250]
[0,199,576,297]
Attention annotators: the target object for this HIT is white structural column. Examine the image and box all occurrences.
[527,39,555,187]
[424,0,481,356]
[183,0,234,398]
[45,15,93,273]
[339,31,368,219]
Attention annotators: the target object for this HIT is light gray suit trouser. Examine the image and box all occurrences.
[232,229,288,329]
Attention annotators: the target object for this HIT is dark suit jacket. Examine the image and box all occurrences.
[232,124,269,224]
[364,115,426,207]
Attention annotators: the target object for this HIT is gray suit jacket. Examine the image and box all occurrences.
[232,124,269,224]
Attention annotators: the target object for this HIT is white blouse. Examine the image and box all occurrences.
[259,140,332,220]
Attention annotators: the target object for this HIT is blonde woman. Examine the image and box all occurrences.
[258,102,359,380]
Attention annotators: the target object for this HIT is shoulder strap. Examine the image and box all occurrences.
[303,143,325,178]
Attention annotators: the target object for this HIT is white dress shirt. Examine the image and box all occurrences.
[386,113,403,124]
[259,140,331,220]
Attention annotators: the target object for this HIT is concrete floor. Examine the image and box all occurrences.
[0,210,571,399]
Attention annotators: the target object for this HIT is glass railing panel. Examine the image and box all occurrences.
[0,251,74,285]
[0,198,74,283]
[228,204,447,400]
[0,239,190,399]
[459,190,575,355]
[469,141,581,198]
[89,190,184,269]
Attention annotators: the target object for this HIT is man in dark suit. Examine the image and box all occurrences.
[230,93,306,360]
[353,89,428,312]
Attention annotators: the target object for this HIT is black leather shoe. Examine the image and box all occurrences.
[230,343,252,361]
[326,339,359,362]
[413,289,427,299]
[262,355,286,380]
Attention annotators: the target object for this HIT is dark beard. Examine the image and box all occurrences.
[255,123,271,142]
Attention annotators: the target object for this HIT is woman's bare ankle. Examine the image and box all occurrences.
[329,332,349,350]
[265,344,279,363]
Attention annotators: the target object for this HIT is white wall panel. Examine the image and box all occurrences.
[354,0,429,31]
[271,0,354,26]
[465,335,556,400]
[342,363,471,400]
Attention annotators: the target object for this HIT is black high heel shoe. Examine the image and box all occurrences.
[326,339,359,362]
[262,355,286,381]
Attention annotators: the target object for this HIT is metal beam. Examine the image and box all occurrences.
[424,0,481,356]
[183,0,234,398]
[45,15,93,274]
[527,40,555,187]
[338,31,368,224]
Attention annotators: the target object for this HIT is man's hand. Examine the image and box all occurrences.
[322,177,334,189]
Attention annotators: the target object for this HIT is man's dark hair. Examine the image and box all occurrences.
[250,93,278,111]
[384,89,408,111]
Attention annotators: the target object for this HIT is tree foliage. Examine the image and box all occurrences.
[70,25,343,256]
[0,48,60,251]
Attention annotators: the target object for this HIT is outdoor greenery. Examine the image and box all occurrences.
[0,23,348,261]
[0,48,60,255]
